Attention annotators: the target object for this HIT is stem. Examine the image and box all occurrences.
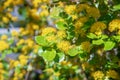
[25,71,30,80]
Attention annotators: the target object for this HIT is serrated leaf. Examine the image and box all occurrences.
[35,36,48,46]
[56,21,67,30]
[92,39,104,45]
[41,49,56,62]
[104,41,115,51]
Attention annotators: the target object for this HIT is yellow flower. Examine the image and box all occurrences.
[14,61,20,67]
[92,71,104,80]
[0,40,9,51]
[3,0,12,8]
[54,72,60,77]
[20,59,27,66]
[56,30,66,39]
[32,24,39,30]
[108,19,120,32]
[39,10,49,17]
[74,21,83,33]
[42,27,56,36]
[32,0,42,8]
[46,35,56,42]
[16,39,25,46]
[11,30,19,37]
[64,5,76,15]
[2,16,9,24]
[11,16,18,22]
[106,70,119,79]
[57,40,71,53]
[77,3,90,12]
[90,22,106,35]
[78,16,88,23]
[9,59,15,69]
[86,6,100,18]
[81,41,91,52]
[29,9,39,19]
[45,68,54,74]
[17,54,28,66]
[71,14,77,20]
[21,45,29,54]
[18,55,28,60]
[13,0,23,5]
[0,63,3,69]
[19,27,24,33]
[25,39,34,48]
[58,1,64,7]
[33,45,39,53]
[96,48,104,56]
[1,34,8,40]
[82,62,90,70]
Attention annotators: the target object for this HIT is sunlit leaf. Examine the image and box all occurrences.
[104,41,115,50]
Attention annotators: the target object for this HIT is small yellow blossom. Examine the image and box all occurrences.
[11,30,19,37]
[16,39,25,46]
[64,5,76,15]
[77,3,90,12]
[81,41,91,52]
[32,0,42,8]
[92,71,104,80]
[2,16,9,24]
[42,27,56,35]
[39,10,49,17]
[11,16,18,22]
[3,0,12,9]
[32,24,39,30]
[14,61,20,67]
[46,35,56,42]
[57,40,71,53]
[79,16,88,23]
[0,40,9,51]
[56,30,66,39]
[33,45,39,53]
[108,19,120,33]
[90,22,106,35]
[54,72,60,76]
[106,70,119,79]
[0,63,3,69]
[1,34,8,40]
[86,7,100,18]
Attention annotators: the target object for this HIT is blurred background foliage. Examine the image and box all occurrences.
[0,0,120,80]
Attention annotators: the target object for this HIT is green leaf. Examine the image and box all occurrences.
[50,7,62,18]
[113,35,120,42]
[57,52,65,62]
[68,46,81,56]
[101,35,108,39]
[87,33,100,39]
[56,21,67,30]
[41,49,56,62]
[35,36,48,46]
[92,39,104,45]
[104,41,115,51]
[15,66,21,74]
[113,4,120,11]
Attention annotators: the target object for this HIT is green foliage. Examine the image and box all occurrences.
[104,41,115,51]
